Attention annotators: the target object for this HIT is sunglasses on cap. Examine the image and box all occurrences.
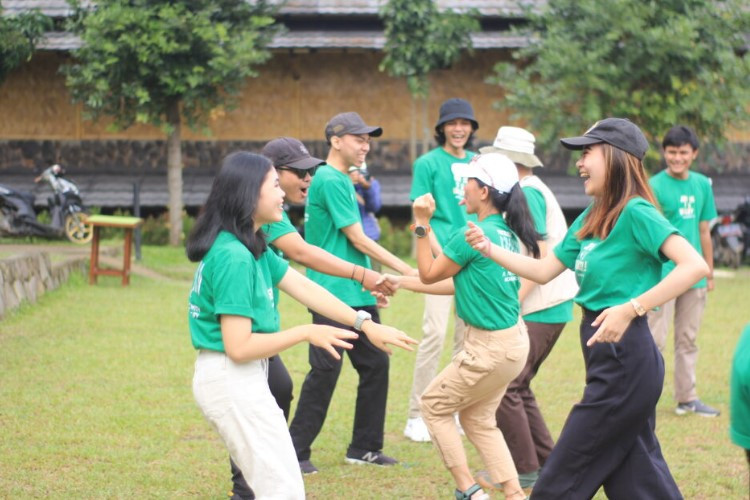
[277,165,318,179]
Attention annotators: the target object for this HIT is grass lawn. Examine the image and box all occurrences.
[0,244,748,498]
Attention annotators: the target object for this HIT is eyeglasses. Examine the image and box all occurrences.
[277,165,318,179]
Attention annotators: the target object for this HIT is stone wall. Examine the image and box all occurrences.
[0,252,87,319]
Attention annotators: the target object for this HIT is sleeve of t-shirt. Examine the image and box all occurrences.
[264,248,290,285]
[265,211,297,244]
[628,199,680,262]
[323,176,361,229]
[522,186,548,238]
[410,157,432,201]
[554,210,587,270]
[700,177,718,222]
[442,225,474,267]
[212,256,256,318]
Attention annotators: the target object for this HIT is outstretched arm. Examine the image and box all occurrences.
[380,273,455,295]
[465,221,566,284]
[341,222,415,276]
[272,231,394,295]
[278,267,417,354]
[221,315,357,363]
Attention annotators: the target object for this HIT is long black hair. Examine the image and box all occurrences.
[476,179,541,258]
[186,151,272,262]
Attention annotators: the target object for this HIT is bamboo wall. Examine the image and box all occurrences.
[0,50,511,143]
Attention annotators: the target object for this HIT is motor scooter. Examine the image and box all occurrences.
[0,164,92,243]
[710,211,744,269]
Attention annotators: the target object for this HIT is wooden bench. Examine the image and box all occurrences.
[85,215,143,286]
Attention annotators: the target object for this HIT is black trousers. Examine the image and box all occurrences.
[230,355,293,500]
[289,306,389,461]
[531,309,683,500]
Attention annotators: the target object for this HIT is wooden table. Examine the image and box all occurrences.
[85,215,143,286]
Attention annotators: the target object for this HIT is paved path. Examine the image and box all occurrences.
[0,243,177,282]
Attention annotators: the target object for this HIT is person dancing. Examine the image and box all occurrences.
[465,118,708,499]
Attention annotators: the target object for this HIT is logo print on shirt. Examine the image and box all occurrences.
[453,172,468,202]
[679,194,696,219]
[575,242,597,276]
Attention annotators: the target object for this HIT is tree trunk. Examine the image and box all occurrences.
[166,100,183,246]
[409,95,417,166]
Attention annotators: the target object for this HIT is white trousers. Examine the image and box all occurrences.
[193,350,305,500]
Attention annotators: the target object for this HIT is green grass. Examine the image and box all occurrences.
[0,245,748,499]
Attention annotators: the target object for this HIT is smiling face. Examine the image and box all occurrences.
[441,118,473,156]
[576,144,607,198]
[254,168,285,228]
[332,133,371,168]
[277,167,312,204]
[663,143,698,180]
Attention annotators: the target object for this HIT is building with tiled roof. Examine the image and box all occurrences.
[2,0,748,214]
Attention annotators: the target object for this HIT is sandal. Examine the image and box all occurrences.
[454,483,489,500]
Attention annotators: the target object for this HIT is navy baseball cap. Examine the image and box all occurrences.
[560,118,649,160]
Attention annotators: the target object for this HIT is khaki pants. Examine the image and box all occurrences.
[420,322,529,484]
[408,294,467,418]
[647,287,707,403]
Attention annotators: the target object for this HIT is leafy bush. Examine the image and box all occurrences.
[378,217,412,258]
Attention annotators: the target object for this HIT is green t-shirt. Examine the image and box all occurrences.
[410,147,477,245]
[650,170,716,288]
[188,231,289,352]
[304,164,375,307]
[521,186,573,324]
[730,324,750,449]
[443,214,520,330]
[554,198,677,312]
[261,210,297,309]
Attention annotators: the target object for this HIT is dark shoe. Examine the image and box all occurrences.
[675,399,720,417]
[298,459,318,475]
[344,447,398,466]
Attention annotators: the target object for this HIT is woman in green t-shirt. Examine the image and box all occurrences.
[391,152,540,500]
[465,119,708,499]
[186,152,412,499]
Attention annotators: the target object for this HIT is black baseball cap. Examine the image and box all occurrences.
[325,112,383,142]
[560,118,649,160]
[435,98,478,132]
[261,137,325,170]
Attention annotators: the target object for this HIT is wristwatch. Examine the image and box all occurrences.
[629,298,647,317]
[410,223,431,238]
[353,310,372,331]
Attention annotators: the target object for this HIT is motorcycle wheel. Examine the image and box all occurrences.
[65,213,93,244]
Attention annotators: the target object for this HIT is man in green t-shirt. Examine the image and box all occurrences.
[648,125,719,417]
[288,112,415,473]
[404,98,478,443]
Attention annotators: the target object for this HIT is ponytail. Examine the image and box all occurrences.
[483,182,540,258]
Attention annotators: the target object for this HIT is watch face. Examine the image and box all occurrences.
[415,226,427,237]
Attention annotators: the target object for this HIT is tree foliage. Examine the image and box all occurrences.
[0,5,52,84]
[491,0,750,153]
[63,0,280,244]
[63,0,279,131]
[380,0,479,98]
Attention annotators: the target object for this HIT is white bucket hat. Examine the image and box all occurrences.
[479,126,543,168]
[451,153,519,194]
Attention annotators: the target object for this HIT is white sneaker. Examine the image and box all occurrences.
[403,416,432,442]
[455,413,465,436]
